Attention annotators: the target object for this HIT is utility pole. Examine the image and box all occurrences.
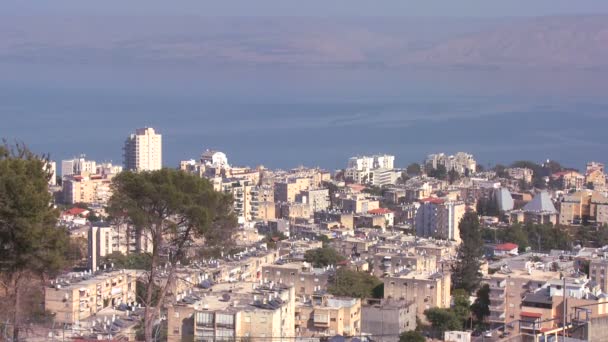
[563,277,567,337]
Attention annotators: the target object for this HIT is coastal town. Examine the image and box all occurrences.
[4,126,608,342]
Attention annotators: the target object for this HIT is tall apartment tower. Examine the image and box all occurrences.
[123,127,162,172]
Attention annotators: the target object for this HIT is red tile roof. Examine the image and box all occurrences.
[64,207,88,216]
[420,197,445,204]
[495,243,518,251]
[520,311,543,318]
[367,208,393,215]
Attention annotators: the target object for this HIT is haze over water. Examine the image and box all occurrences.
[2,11,608,170]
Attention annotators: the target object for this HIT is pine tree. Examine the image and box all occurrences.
[0,143,70,340]
[452,212,484,293]
[108,169,236,341]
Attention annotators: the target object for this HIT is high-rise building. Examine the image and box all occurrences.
[415,198,465,242]
[123,127,162,172]
[61,155,96,178]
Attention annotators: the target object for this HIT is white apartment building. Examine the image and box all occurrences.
[61,156,97,178]
[88,223,153,272]
[123,127,162,172]
[201,149,230,169]
[346,154,395,184]
[426,152,476,175]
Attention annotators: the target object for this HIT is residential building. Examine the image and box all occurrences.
[45,270,137,324]
[88,223,153,272]
[415,198,465,242]
[296,294,362,338]
[222,179,254,223]
[586,162,606,190]
[262,262,332,296]
[590,257,608,293]
[507,167,534,183]
[372,252,437,277]
[559,190,608,225]
[46,160,57,186]
[296,188,330,212]
[62,172,114,205]
[275,177,312,203]
[61,156,97,178]
[200,149,229,169]
[314,211,355,230]
[361,299,416,342]
[123,127,162,172]
[167,282,295,342]
[341,194,380,214]
[426,152,476,175]
[345,154,395,184]
[383,271,451,319]
[551,170,585,190]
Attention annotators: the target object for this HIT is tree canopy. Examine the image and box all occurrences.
[304,247,345,267]
[406,163,422,176]
[452,212,484,293]
[471,284,490,324]
[424,308,461,338]
[399,331,426,342]
[328,268,383,299]
[0,143,70,340]
[108,168,236,341]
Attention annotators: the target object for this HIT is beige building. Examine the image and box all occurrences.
[341,194,380,214]
[589,258,608,293]
[45,270,137,325]
[314,211,355,229]
[559,190,608,225]
[123,127,162,172]
[507,167,534,183]
[296,188,330,212]
[168,282,295,342]
[372,252,437,277]
[222,179,254,223]
[262,262,331,296]
[62,172,114,205]
[88,223,153,272]
[275,177,312,203]
[383,271,451,319]
[277,202,312,220]
[295,294,361,338]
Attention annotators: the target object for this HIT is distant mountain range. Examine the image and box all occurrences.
[0,15,607,69]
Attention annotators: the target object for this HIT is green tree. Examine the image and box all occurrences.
[424,308,461,338]
[108,169,236,341]
[494,164,509,178]
[0,143,70,340]
[406,163,422,176]
[448,168,460,184]
[503,223,529,250]
[322,181,340,210]
[452,289,471,328]
[399,330,425,342]
[103,251,153,270]
[304,247,345,267]
[328,269,383,298]
[452,212,484,293]
[471,284,490,323]
[427,164,447,180]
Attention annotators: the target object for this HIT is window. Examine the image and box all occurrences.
[196,312,213,325]
[174,311,180,318]
[216,313,234,326]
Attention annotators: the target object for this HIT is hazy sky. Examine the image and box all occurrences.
[4,0,608,17]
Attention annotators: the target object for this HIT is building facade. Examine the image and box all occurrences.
[123,127,162,172]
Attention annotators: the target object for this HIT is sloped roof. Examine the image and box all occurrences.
[495,243,518,251]
[368,208,393,215]
[523,191,557,213]
[496,187,514,212]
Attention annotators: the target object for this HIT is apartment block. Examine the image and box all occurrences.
[415,198,465,243]
[296,188,330,212]
[361,299,417,342]
[123,127,162,172]
[341,194,380,214]
[275,177,312,203]
[295,294,361,338]
[45,270,137,325]
[62,172,114,205]
[168,282,295,342]
[383,271,451,318]
[88,223,153,272]
[559,190,608,225]
[262,262,332,296]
